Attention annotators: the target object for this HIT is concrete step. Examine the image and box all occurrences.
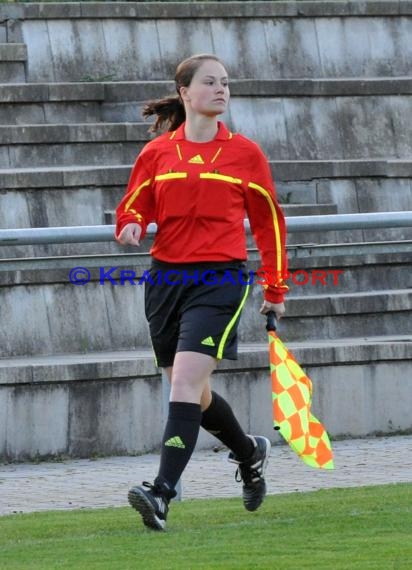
[0,123,145,168]
[228,94,412,162]
[1,160,411,229]
[1,336,411,459]
[2,78,412,125]
[240,288,412,342]
[2,90,412,163]
[1,271,410,356]
[5,2,412,82]
[0,44,27,62]
[3,335,411,384]
[280,251,412,296]
[0,122,148,144]
[0,43,26,83]
[1,161,411,251]
[0,164,128,189]
[2,244,411,294]
[2,160,412,190]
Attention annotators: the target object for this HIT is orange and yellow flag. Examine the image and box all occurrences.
[267,312,334,469]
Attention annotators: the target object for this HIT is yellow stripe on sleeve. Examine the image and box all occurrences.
[125,178,152,212]
[248,181,283,277]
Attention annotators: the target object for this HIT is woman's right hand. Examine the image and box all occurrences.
[116,223,142,246]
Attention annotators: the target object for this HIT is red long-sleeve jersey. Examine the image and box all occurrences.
[116,121,288,303]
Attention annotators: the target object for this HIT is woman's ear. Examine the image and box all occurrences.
[179,86,190,102]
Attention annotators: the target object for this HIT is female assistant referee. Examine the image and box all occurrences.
[115,54,288,531]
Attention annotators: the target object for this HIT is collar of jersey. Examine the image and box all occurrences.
[171,121,231,141]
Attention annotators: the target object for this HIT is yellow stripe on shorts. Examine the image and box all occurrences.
[217,283,250,360]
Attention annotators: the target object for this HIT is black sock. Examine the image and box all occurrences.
[156,401,202,490]
[200,391,254,461]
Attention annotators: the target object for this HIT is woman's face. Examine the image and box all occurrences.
[180,60,230,117]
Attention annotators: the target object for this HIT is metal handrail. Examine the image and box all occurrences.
[1,211,412,246]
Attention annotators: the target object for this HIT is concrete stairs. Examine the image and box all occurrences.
[0,1,411,461]
[0,43,27,83]
[1,77,411,247]
[1,260,411,356]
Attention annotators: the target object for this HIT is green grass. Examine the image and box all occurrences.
[1,484,411,570]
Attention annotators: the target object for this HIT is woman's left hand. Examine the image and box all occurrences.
[259,300,285,320]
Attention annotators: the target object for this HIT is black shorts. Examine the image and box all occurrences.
[144,259,252,368]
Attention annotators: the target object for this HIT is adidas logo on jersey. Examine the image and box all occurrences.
[165,436,186,449]
[201,336,215,347]
[188,154,205,164]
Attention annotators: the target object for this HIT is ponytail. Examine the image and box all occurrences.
[142,95,186,133]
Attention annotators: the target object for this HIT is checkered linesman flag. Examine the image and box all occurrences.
[266,312,334,469]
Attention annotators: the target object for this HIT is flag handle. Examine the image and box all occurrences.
[266,311,278,332]
[266,310,280,431]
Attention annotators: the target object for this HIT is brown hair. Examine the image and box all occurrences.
[143,54,226,133]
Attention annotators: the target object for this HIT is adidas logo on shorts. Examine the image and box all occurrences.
[201,336,215,347]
